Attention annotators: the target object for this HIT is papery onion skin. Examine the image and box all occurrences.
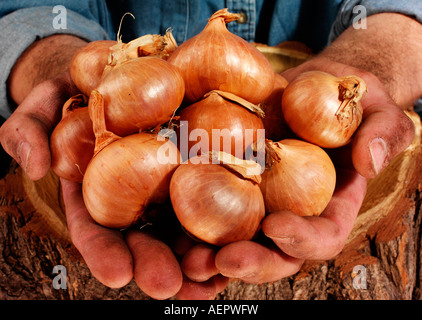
[83,133,180,229]
[260,139,336,216]
[282,71,366,148]
[178,92,264,159]
[97,56,185,137]
[170,156,265,246]
[167,9,275,105]
[261,73,293,141]
[50,99,95,183]
[70,40,116,96]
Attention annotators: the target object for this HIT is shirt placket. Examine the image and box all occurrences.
[225,0,256,42]
[163,0,189,44]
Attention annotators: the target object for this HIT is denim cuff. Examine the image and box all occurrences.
[329,0,422,43]
[0,6,109,119]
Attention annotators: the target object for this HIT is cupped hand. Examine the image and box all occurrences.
[0,72,228,300]
[61,178,229,299]
[190,165,365,284]
[198,58,415,284]
[61,179,180,298]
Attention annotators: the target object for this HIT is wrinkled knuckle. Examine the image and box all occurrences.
[389,111,416,156]
[42,78,70,99]
[0,121,18,153]
[402,112,416,137]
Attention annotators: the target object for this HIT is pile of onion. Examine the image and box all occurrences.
[70,30,185,137]
[166,8,277,242]
[49,8,368,248]
[52,30,185,228]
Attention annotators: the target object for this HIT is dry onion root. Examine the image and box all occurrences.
[70,27,178,96]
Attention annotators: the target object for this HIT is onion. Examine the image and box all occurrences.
[82,90,180,228]
[260,73,294,141]
[177,90,265,159]
[167,8,275,105]
[50,94,95,183]
[83,133,180,228]
[170,152,265,246]
[281,71,367,148]
[70,40,117,96]
[96,55,185,137]
[70,31,183,138]
[70,26,178,96]
[260,139,336,216]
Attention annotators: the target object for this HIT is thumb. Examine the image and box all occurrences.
[351,80,415,178]
[0,73,77,180]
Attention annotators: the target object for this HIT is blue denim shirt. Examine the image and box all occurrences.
[0,0,421,119]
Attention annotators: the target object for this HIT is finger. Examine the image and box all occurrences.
[0,74,77,180]
[262,168,367,260]
[181,243,219,282]
[176,275,229,300]
[125,229,183,300]
[169,229,198,256]
[0,112,50,180]
[215,241,304,284]
[351,96,415,178]
[60,178,134,288]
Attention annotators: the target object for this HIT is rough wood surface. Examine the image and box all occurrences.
[0,112,421,300]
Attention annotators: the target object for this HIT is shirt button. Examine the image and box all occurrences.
[237,12,248,24]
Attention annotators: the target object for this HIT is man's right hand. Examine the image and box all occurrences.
[0,35,229,299]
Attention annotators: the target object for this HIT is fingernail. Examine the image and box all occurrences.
[369,138,388,175]
[17,141,31,172]
[264,229,296,245]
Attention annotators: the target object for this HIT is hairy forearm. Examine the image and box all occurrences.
[320,13,422,109]
[7,34,88,105]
